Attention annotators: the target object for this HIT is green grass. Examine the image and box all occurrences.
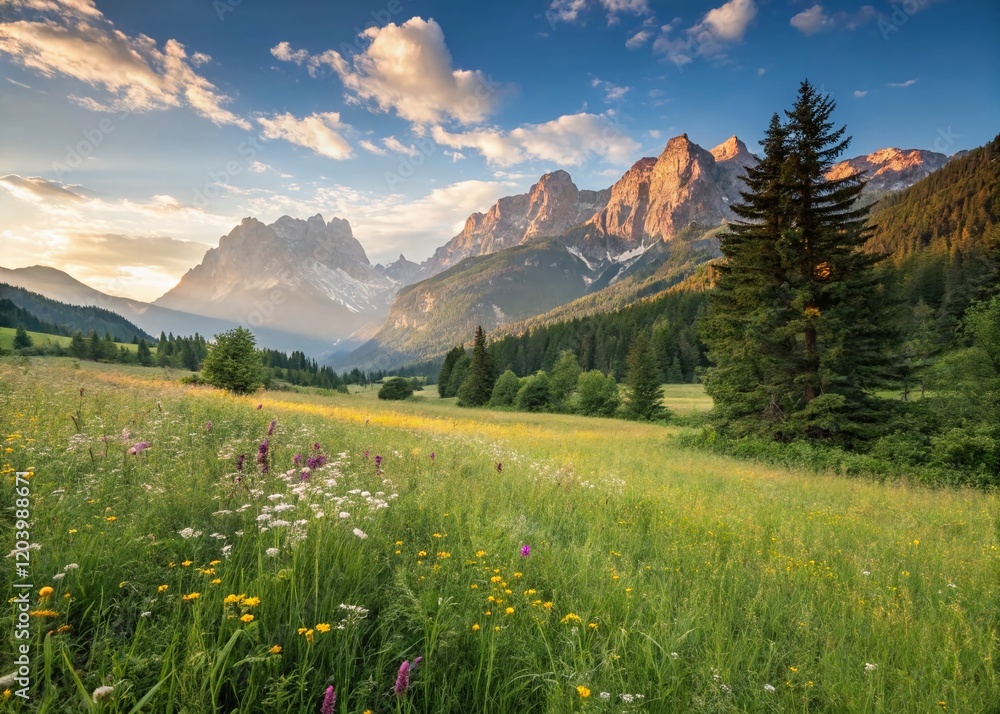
[0,327,138,352]
[1,358,998,712]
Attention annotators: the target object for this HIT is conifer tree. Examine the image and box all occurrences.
[438,346,466,398]
[703,80,899,443]
[12,324,32,349]
[623,332,667,421]
[458,326,496,407]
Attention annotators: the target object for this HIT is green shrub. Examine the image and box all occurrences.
[378,377,414,400]
[516,371,552,412]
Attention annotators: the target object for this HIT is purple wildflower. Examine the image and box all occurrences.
[320,686,336,714]
[236,454,245,472]
[205,421,213,433]
[394,657,421,696]
[307,454,327,470]
[313,442,321,451]
[294,453,302,466]
[257,439,270,474]
[430,452,435,462]
[256,404,262,410]
[520,544,531,558]
[300,471,310,481]
[267,419,277,436]
[374,455,382,467]
[364,449,370,459]
[127,441,150,456]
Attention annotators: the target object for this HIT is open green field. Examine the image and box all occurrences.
[0,328,138,353]
[1,358,997,712]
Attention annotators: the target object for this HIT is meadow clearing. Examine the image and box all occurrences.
[1,358,998,713]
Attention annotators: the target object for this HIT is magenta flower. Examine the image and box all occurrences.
[256,404,262,410]
[307,454,327,470]
[364,449,370,459]
[235,454,245,472]
[313,442,321,451]
[374,455,382,467]
[257,439,270,474]
[293,453,302,466]
[394,656,423,696]
[320,685,336,714]
[267,419,277,436]
[520,544,531,557]
[300,471,310,481]
[205,421,213,433]
[430,452,435,461]
[127,441,150,456]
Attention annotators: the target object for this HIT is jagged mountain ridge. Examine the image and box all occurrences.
[154,214,412,342]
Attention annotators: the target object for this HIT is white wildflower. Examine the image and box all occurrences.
[52,573,65,581]
[64,563,79,571]
[140,611,152,618]
[92,685,114,701]
[266,547,280,557]
[865,662,878,672]
[177,528,201,539]
[353,528,368,539]
[339,512,351,519]
[600,692,611,700]
[669,652,679,659]
[764,684,776,693]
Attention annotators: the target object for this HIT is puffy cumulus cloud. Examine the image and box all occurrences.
[431,112,640,168]
[790,4,875,35]
[0,174,86,203]
[547,0,652,25]
[271,18,501,125]
[256,112,354,160]
[591,78,631,102]
[0,0,249,128]
[653,0,757,66]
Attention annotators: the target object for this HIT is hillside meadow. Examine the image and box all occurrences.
[1,358,998,712]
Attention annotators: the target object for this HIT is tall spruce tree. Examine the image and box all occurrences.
[438,346,466,398]
[457,326,496,407]
[623,332,668,421]
[703,80,899,443]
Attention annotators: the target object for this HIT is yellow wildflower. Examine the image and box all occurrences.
[315,623,331,633]
[471,624,480,631]
[181,592,200,601]
[158,585,169,593]
[38,586,54,599]
[240,614,254,623]
[268,645,282,654]
[577,686,591,698]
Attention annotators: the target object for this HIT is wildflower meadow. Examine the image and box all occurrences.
[1,359,998,712]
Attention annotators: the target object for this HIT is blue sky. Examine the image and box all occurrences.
[0,0,997,300]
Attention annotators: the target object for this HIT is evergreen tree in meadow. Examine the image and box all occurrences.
[550,350,582,408]
[624,331,667,421]
[137,338,153,367]
[12,324,32,349]
[202,327,266,395]
[457,326,496,407]
[69,332,87,359]
[438,346,466,398]
[703,80,899,443]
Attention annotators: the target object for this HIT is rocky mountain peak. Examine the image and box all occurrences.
[711,135,751,163]
[826,147,950,193]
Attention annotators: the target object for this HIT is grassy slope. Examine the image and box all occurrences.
[0,327,138,352]
[1,358,997,712]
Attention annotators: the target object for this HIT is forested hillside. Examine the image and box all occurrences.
[0,283,151,342]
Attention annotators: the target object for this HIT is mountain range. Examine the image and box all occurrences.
[0,135,957,365]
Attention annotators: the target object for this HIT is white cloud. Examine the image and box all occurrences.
[625,29,654,48]
[271,18,501,125]
[548,0,652,25]
[431,112,640,168]
[383,136,421,156]
[358,139,388,156]
[790,4,876,35]
[592,78,631,102]
[0,0,249,128]
[0,174,86,203]
[888,79,917,88]
[653,0,757,66]
[256,112,354,160]
[854,90,868,97]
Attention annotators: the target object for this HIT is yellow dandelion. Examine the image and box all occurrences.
[105,516,116,522]
[588,622,598,630]
[157,584,169,593]
[181,560,193,567]
[209,560,221,566]
[476,550,486,558]
[268,645,282,654]
[315,623,331,633]
[240,614,254,623]
[418,551,427,558]
[210,578,221,585]
[560,613,582,624]
[182,592,200,601]
[505,607,515,615]
[243,597,260,607]
[577,686,591,698]
[38,586,54,599]
[471,623,480,631]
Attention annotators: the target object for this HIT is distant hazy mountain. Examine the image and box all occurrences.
[0,265,339,355]
[154,215,396,338]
